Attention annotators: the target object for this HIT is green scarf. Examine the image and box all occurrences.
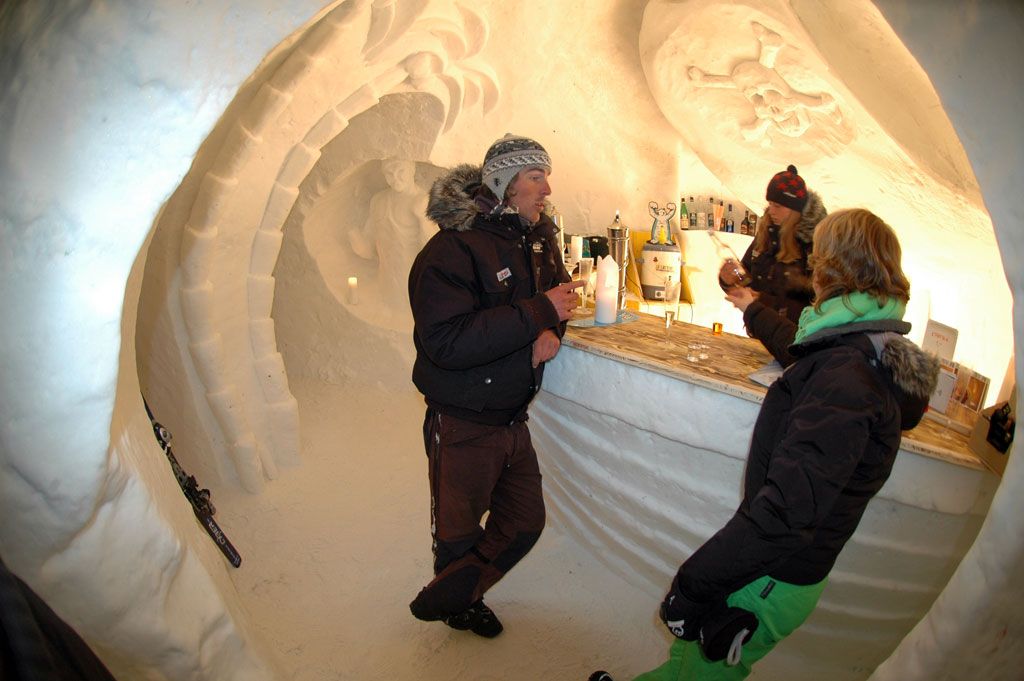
[794,291,905,343]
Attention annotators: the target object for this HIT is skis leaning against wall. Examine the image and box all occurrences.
[142,398,242,568]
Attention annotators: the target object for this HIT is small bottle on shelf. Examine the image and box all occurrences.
[712,199,724,231]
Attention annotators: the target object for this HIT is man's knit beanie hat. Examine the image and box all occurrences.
[766,164,809,213]
[482,134,551,202]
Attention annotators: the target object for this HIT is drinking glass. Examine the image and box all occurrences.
[662,275,681,344]
[576,257,594,307]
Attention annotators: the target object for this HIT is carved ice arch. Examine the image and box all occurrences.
[176,0,498,492]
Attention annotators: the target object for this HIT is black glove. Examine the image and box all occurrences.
[659,580,718,642]
[699,606,759,663]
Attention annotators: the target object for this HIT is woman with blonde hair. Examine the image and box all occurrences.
[721,165,827,363]
[594,208,939,681]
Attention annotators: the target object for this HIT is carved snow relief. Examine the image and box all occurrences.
[687,21,845,145]
[641,3,854,168]
[173,0,498,491]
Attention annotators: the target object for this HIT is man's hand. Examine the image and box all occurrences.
[532,329,561,368]
[725,286,758,312]
[544,280,584,321]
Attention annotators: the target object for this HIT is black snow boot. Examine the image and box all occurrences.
[443,600,503,638]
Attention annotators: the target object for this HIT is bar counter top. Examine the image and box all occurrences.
[564,310,988,472]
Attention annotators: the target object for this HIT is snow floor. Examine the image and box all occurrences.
[215,376,668,681]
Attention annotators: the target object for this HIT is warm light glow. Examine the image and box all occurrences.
[347,276,357,305]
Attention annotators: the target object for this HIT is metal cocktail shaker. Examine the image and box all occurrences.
[607,212,630,310]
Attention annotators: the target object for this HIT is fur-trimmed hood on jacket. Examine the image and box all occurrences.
[426,163,552,233]
[794,318,941,430]
[793,189,828,245]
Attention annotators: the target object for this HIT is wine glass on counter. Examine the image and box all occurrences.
[662,274,681,345]
[575,257,594,309]
[566,234,583,279]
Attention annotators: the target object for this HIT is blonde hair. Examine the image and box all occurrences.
[753,207,803,263]
[810,208,910,311]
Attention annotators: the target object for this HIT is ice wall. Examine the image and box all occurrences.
[0,1,328,678]
[0,1,1021,680]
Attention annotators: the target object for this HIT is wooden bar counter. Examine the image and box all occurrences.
[528,309,1000,681]
[562,310,986,471]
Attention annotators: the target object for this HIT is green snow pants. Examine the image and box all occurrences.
[633,574,827,681]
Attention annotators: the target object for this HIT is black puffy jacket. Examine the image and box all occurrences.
[676,317,939,601]
[408,164,569,425]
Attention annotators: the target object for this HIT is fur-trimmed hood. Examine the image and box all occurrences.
[794,189,827,245]
[425,163,551,232]
[425,164,485,232]
[875,332,941,401]
[795,319,940,429]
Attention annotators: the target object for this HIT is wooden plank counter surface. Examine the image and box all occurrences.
[564,310,989,473]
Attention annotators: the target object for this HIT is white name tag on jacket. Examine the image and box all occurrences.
[496,267,512,283]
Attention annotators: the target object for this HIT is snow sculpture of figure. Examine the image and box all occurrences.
[688,21,841,143]
[349,158,434,301]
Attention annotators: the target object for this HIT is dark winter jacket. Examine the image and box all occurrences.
[676,316,940,602]
[739,191,827,324]
[408,164,569,425]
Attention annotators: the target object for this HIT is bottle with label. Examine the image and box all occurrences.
[688,197,698,229]
[696,196,707,232]
[679,196,689,231]
[707,197,717,230]
[726,203,735,233]
[708,230,752,287]
[712,199,725,231]
[740,210,750,236]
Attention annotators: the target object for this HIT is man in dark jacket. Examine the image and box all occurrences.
[407,134,582,638]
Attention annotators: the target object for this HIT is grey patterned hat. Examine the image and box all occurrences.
[481,134,551,202]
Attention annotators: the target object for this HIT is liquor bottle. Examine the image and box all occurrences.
[708,230,752,287]
[679,196,689,231]
[696,196,707,232]
[688,197,698,229]
[740,210,750,236]
[712,199,724,231]
[726,203,735,233]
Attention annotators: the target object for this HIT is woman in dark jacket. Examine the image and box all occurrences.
[407,135,580,638]
[720,166,827,362]
[616,208,940,681]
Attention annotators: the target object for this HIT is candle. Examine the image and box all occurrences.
[569,235,583,264]
[594,255,619,324]
[347,276,358,304]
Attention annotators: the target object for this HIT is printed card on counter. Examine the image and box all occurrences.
[922,319,958,362]
[748,360,784,387]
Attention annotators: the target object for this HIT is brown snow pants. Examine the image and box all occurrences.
[413,408,545,617]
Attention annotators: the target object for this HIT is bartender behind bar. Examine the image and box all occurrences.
[719,165,828,366]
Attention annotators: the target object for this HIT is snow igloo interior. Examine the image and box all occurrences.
[1,1,1021,680]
